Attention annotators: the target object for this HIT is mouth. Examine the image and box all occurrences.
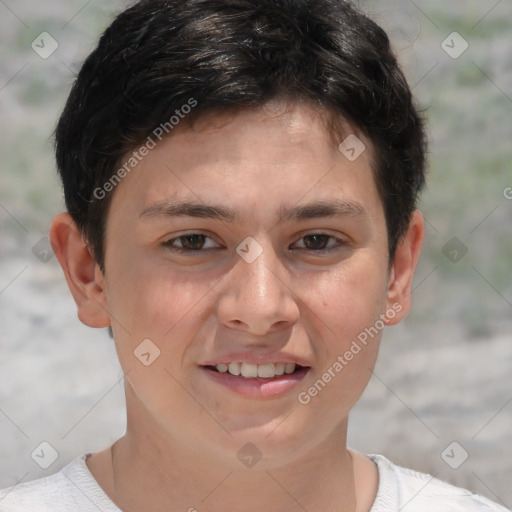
[200,362,311,398]
[203,362,307,379]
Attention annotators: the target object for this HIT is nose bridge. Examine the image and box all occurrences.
[237,237,286,303]
[217,235,299,331]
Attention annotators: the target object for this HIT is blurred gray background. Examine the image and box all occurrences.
[1,0,511,507]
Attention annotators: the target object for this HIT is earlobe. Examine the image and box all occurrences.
[49,213,111,328]
[384,210,424,325]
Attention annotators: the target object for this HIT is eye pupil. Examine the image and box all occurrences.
[304,234,329,250]
[181,234,205,250]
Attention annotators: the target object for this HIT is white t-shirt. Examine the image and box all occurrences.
[0,453,508,511]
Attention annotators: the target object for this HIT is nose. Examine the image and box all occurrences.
[216,239,300,336]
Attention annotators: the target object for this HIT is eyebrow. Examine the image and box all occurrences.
[139,199,366,223]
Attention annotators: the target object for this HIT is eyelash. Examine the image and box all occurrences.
[160,232,347,254]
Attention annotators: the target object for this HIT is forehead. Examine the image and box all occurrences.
[174,98,369,162]
[106,99,382,227]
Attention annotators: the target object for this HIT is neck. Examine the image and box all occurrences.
[89,386,377,512]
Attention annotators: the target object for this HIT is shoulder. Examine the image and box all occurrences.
[368,453,509,512]
[0,454,120,512]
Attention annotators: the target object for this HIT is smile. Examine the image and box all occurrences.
[201,362,311,398]
[207,362,302,378]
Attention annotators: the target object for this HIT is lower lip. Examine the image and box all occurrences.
[200,366,310,399]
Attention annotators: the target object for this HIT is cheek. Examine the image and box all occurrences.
[298,255,388,403]
[105,262,214,412]
[105,256,220,367]
[295,270,386,419]
[309,255,389,342]
[106,249,197,326]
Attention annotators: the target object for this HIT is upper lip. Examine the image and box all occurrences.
[201,352,311,367]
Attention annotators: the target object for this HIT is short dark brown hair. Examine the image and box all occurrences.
[55,0,427,271]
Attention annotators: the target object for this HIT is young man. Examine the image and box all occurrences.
[0,0,507,510]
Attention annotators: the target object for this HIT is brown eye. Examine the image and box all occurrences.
[178,234,206,250]
[161,233,220,252]
[302,234,331,250]
[292,234,345,252]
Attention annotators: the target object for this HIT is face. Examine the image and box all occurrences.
[61,100,421,469]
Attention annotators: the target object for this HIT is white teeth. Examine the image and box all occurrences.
[274,363,285,375]
[257,363,276,378]
[284,363,296,374]
[228,362,240,375]
[213,362,299,378]
[240,362,258,378]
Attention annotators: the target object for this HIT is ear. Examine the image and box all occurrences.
[384,210,424,325]
[49,213,111,328]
